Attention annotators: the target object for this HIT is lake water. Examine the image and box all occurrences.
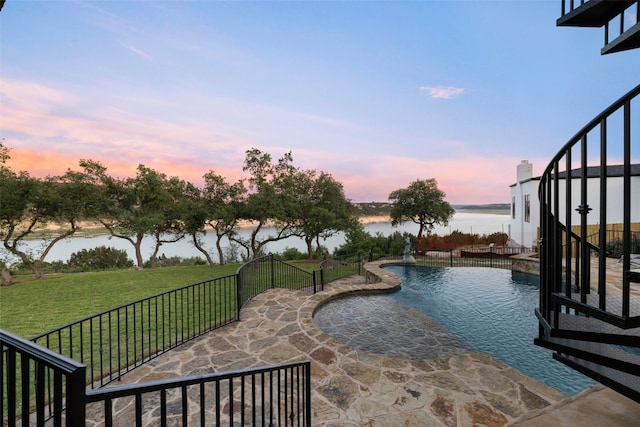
[9,212,510,263]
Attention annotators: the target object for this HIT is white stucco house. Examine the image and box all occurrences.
[509,160,640,248]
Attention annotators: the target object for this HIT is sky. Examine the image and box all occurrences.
[0,0,638,204]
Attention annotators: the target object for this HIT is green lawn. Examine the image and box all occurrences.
[0,261,320,338]
[0,265,240,338]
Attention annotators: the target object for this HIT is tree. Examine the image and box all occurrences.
[0,162,96,279]
[79,161,185,269]
[184,171,246,266]
[232,149,301,259]
[291,171,356,258]
[146,173,193,268]
[332,222,373,257]
[388,178,455,240]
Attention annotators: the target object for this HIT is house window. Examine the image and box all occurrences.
[512,196,516,219]
[524,194,530,223]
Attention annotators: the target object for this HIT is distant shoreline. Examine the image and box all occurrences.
[26,208,510,237]
[357,208,510,225]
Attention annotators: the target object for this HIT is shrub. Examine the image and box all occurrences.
[334,227,412,258]
[68,247,133,271]
[278,247,307,261]
[143,255,208,268]
[605,236,640,259]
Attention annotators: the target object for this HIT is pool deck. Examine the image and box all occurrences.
[103,261,640,426]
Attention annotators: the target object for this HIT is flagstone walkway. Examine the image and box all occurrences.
[99,261,579,426]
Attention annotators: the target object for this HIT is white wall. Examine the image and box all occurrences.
[510,178,539,248]
[551,176,640,226]
[509,161,639,248]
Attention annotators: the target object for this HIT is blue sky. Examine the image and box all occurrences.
[1,0,638,203]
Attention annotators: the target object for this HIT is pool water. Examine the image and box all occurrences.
[383,265,595,396]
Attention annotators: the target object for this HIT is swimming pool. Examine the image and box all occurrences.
[315,265,595,396]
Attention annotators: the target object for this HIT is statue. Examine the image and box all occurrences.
[403,237,415,263]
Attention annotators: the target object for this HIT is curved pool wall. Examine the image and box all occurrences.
[316,265,595,397]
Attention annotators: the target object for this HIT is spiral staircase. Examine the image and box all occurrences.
[534,1,640,402]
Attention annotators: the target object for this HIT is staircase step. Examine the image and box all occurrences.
[535,336,640,376]
[627,269,640,283]
[549,312,640,346]
[602,22,640,54]
[557,0,636,27]
[551,292,640,329]
[554,353,640,403]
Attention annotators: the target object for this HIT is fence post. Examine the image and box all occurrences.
[320,268,325,291]
[305,361,312,426]
[270,254,275,289]
[312,270,317,294]
[235,273,241,321]
[358,253,362,276]
[66,365,87,427]
[449,249,453,267]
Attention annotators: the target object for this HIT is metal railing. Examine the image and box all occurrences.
[1,329,311,426]
[30,274,238,390]
[85,360,311,427]
[412,247,536,269]
[537,84,640,330]
[319,253,364,284]
[1,329,87,427]
[603,2,639,47]
[3,245,535,425]
[2,254,347,426]
[559,0,640,54]
[237,254,317,310]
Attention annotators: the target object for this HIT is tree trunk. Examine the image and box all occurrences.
[192,232,216,266]
[215,234,225,265]
[150,243,160,268]
[32,261,44,279]
[134,232,145,269]
[1,267,12,286]
[305,236,314,259]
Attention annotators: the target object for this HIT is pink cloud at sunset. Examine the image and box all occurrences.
[6,147,244,188]
[2,1,636,207]
[6,144,545,205]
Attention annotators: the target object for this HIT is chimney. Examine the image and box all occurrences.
[517,160,533,182]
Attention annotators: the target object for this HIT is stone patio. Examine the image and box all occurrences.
[99,261,579,426]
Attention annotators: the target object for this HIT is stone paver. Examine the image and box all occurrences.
[91,261,576,426]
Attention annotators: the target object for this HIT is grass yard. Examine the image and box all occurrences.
[0,261,322,338]
[0,265,238,338]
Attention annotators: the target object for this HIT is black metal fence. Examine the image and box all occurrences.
[2,248,535,425]
[365,247,536,270]
[85,360,311,427]
[29,274,238,391]
[413,247,536,269]
[1,328,310,427]
[237,254,318,310]
[0,329,87,427]
[2,254,323,426]
[319,253,364,284]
